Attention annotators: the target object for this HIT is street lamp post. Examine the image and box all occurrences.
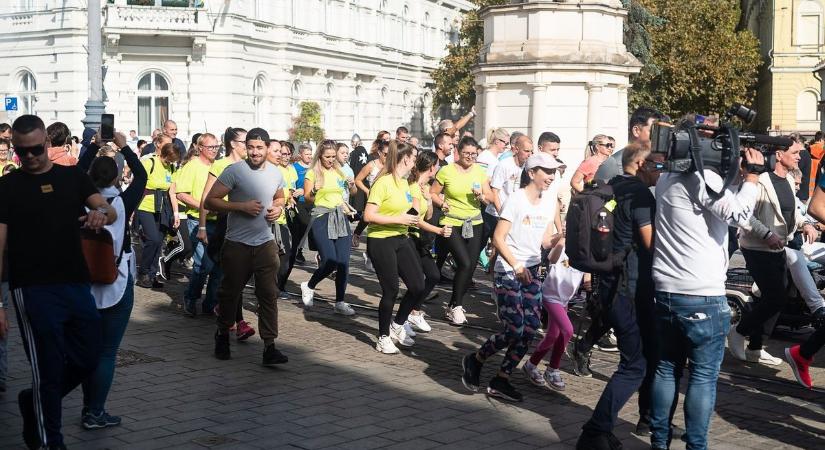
[82,0,105,130]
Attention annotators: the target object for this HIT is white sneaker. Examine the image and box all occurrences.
[390,322,415,347]
[544,368,566,391]
[521,360,546,387]
[407,312,431,333]
[334,302,356,316]
[403,321,417,338]
[727,329,747,361]
[446,305,468,326]
[300,282,314,308]
[745,348,783,366]
[376,335,399,354]
[364,252,374,272]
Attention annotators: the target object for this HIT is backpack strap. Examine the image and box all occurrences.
[149,157,156,175]
[106,196,128,266]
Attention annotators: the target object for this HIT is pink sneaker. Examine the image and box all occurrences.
[236,321,256,341]
[785,345,813,389]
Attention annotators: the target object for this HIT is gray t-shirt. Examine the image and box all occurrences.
[594,149,623,182]
[218,161,284,246]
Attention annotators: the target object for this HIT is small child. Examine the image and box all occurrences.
[522,245,584,391]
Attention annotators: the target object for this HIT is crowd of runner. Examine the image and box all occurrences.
[0,111,824,450]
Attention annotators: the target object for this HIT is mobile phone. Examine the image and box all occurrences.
[407,208,418,216]
[100,114,115,141]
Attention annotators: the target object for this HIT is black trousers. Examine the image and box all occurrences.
[415,245,441,309]
[441,224,482,307]
[367,236,425,336]
[276,223,292,291]
[738,248,787,349]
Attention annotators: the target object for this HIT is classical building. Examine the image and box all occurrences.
[0,0,472,143]
[473,0,640,178]
[746,0,823,135]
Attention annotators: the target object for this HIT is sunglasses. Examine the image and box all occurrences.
[596,142,615,149]
[14,143,46,157]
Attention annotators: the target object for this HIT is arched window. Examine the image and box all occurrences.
[17,71,36,115]
[797,90,821,126]
[136,71,169,136]
[797,0,823,46]
[253,75,266,124]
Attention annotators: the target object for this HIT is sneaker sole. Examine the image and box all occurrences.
[82,422,107,430]
[460,357,479,393]
[486,387,522,402]
[376,346,400,354]
[596,346,619,353]
[236,331,255,341]
[262,359,288,366]
[521,366,547,388]
[785,348,812,389]
[545,382,566,392]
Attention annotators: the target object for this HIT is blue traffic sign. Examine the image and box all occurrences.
[5,97,17,111]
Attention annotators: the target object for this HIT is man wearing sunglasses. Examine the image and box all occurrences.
[0,114,117,449]
[595,106,665,182]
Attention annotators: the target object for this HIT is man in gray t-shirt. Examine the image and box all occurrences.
[204,128,288,366]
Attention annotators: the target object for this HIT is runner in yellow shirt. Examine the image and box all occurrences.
[272,141,300,295]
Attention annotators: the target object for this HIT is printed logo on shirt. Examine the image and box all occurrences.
[406,191,413,203]
[522,214,550,229]
[166,174,172,183]
[40,184,54,193]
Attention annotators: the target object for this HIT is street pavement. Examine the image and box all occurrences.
[1,246,825,449]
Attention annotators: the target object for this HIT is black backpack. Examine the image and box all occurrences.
[565,181,625,273]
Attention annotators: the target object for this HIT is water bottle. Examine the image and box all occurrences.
[596,212,610,234]
[593,211,611,261]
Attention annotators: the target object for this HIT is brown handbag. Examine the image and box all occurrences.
[80,228,118,284]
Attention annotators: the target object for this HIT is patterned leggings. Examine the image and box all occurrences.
[478,267,542,375]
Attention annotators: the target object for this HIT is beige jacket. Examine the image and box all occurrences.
[738,171,805,253]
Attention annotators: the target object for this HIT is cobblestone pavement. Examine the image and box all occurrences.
[1,247,825,449]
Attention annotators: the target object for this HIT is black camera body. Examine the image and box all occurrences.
[650,104,794,196]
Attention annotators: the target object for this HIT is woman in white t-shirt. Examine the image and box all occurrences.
[460,153,563,402]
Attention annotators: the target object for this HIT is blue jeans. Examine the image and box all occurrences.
[185,219,222,311]
[650,292,731,450]
[82,274,135,415]
[308,215,352,303]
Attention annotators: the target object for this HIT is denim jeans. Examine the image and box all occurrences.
[185,219,222,312]
[82,274,135,415]
[0,282,8,389]
[650,292,731,450]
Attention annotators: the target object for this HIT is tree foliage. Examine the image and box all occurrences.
[430,0,507,111]
[289,101,325,144]
[629,0,761,118]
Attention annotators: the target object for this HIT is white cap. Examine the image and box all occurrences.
[524,152,564,171]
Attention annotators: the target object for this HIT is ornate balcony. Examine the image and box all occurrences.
[103,4,211,35]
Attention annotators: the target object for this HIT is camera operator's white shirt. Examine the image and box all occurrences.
[653,170,758,296]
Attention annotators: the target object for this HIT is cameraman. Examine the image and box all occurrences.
[649,147,764,450]
[730,139,816,365]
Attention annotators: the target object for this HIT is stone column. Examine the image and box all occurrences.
[82,0,105,129]
[483,83,498,135]
[585,83,604,140]
[617,85,629,147]
[528,82,548,141]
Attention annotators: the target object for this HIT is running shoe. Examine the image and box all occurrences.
[183,298,197,317]
[461,353,482,392]
[785,345,813,389]
[262,344,288,366]
[596,330,618,352]
[745,348,782,366]
[407,312,432,332]
[446,305,468,326]
[727,329,747,361]
[334,302,356,316]
[376,335,400,354]
[236,321,256,341]
[403,321,417,338]
[487,376,523,402]
[521,360,546,387]
[214,330,230,360]
[570,344,593,378]
[300,282,314,308]
[390,322,415,347]
[544,368,566,391]
[82,411,122,429]
[296,250,306,264]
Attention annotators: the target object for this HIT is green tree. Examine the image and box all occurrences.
[629,0,761,118]
[430,0,507,111]
[289,101,325,144]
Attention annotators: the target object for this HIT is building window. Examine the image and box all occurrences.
[17,71,36,115]
[797,90,821,125]
[797,0,824,46]
[253,75,266,125]
[137,71,169,136]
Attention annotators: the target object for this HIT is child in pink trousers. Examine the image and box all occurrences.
[522,246,583,390]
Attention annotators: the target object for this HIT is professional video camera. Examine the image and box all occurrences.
[650,104,794,196]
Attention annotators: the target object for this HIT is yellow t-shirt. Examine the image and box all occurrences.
[210,157,236,178]
[367,174,414,238]
[435,163,487,227]
[175,158,214,220]
[277,164,298,225]
[305,167,346,210]
[139,155,175,213]
[409,182,429,238]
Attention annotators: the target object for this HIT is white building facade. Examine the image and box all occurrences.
[0,0,472,143]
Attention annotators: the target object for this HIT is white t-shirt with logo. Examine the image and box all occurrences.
[476,149,500,179]
[487,156,522,217]
[495,188,555,273]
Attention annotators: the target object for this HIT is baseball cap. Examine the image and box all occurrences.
[524,153,563,171]
[246,128,270,144]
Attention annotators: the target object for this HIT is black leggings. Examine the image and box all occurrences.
[411,241,440,309]
[738,248,787,349]
[276,223,292,292]
[442,223,482,307]
[367,236,425,336]
[287,202,312,270]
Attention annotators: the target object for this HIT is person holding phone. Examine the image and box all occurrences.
[363,141,424,354]
[430,136,492,326]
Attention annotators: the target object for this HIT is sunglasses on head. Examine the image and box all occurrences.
[14,144,46,157]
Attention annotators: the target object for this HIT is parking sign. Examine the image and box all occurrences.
[5,97,17,111]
